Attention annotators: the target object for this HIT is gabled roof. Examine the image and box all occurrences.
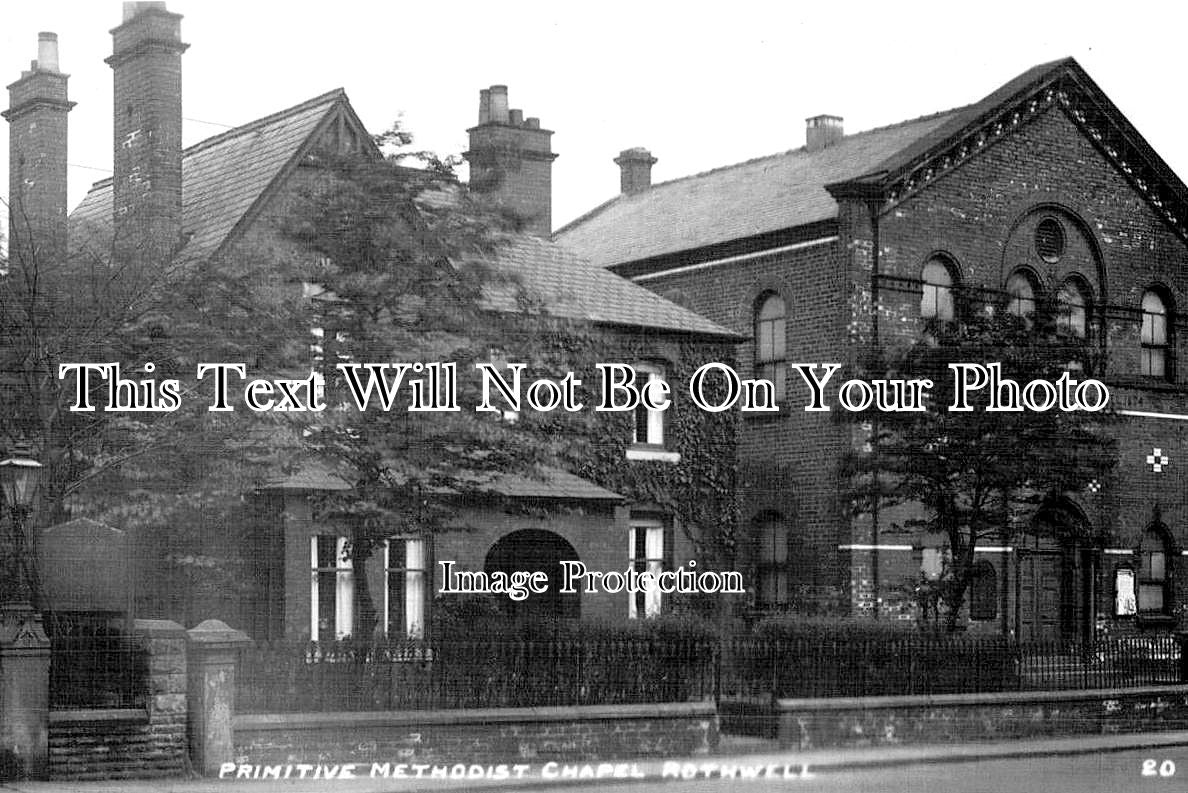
[260,460,354,492]
[484,466,622,501]
[555,57,1188,268]
[553,108,968,268]
[68,89,732,340]
[483,236,738,338]
[69,88,373,263]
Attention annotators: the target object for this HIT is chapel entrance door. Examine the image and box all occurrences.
[1017,499,1097,645]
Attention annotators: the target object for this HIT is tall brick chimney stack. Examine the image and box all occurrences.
[464,86,557,237]
[106,2,188,264]
[614,148,657,195]
[805,115,844,152]
[4,32,75,268]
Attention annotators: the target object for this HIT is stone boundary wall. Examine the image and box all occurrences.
[777,685,1188,750]
[48,620,188,780]
[233,702,717,767]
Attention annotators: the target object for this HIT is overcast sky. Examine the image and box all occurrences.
[3,1,1187,238]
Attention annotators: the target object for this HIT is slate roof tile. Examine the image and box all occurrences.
[553,107,966,268]
[483,236,737,338]
[68,91,732,339]
[486,466,623,501]
[69,89,347,263]
[554,57,1184,271]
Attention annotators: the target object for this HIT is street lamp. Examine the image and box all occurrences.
[0,444,48,782]
[0,445,43,608]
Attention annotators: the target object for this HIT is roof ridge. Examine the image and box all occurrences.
[79,88,349,196]
[555,103,974,237]
[183,88,347,157]
[645,104,979,191]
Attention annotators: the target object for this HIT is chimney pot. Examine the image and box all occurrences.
[614,147,657,195]
[805,114,844,152]
[123,1,168,22]
[465,85,556,235]
[489,85,509,124]
[37,32,60,72]
[109,2,187,263]
[478,88,491,125]
[5,32,73,267]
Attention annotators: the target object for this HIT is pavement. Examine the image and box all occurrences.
[5,731,1188,792]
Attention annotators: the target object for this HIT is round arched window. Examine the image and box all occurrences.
[1056,278,1091,339]
[1036,218,1065,263]
[1006,270,1039,318]
[920,259,955,321]
[754,293,787,399]
[1140,289,1171,379]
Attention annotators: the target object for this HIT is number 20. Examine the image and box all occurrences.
[1142,759,1175,777]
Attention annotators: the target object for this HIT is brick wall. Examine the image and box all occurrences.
[48,619,188,780]
[834,102,1188,631]
[466,117,556,237]
[5,53,71,268]
[234,703,716,765]
[109,5,186,266]
[778,685,1188,750]
[637,237,850,594]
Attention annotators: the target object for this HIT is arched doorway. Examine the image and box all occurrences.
[484,530,580,623]
[1018,498,1098,643]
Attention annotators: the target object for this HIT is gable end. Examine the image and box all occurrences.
[829,62,1188,245]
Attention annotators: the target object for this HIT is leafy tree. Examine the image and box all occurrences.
[0,187,303,612]
[281,127,740,636]
[844,307,1117,633]
[279,133,610,636]
[2,120,739,633]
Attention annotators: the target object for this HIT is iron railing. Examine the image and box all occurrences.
[236,633,1183,714]
[237,636,717,714]
[717,633,1182,701]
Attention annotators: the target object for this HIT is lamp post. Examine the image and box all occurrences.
[0,444,49,781]
[0,446,44,608]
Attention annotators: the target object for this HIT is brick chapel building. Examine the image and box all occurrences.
[557,58,1188,640]
[6,2,741,641]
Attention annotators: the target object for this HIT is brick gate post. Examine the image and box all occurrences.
[0,606,49,779]
[185,620,251,776]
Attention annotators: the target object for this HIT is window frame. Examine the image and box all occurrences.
[628,518,669,619]
[753,513,790,609]
[920,258,957,322]
[1138,526,1173,617]
[1056,276,1094,372]
[1056,277,1092,341]
[1140,288,1173,381]
[1035,217,1066,264]
[1005,268,1041,321]
[754,292,787,401]
[383,537,428,640]
[310,535,354,642]
[626,363,680,462]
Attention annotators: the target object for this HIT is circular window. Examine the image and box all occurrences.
[1035,218,1065,263]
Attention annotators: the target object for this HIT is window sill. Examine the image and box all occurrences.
[626,447,681,463]
[743,408,784,422]
[1104,376,1188,394]
[1136,613,1177,629]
